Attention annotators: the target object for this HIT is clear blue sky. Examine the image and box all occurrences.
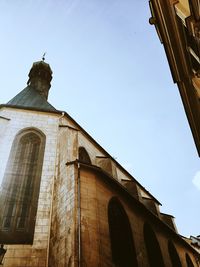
[0,0,199,237]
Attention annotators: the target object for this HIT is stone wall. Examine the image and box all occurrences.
[0,107,58,267]
[0,106,198,267]
[79,166,198,267]
[48,126,79,267]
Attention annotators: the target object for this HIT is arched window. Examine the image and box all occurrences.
[108,197,138,267]
[186,253,195,267]
[0,128,45,244]
[143,223,165,267]
[168,240,182,267]
[78,146,91,164]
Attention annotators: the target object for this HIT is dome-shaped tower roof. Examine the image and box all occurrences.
[27,60,53,100]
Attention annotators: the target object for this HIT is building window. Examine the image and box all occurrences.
[186,253,195,267]
[78,146,91,164]
[168,240,182,267]
[0,128,45,244]
[143,223,165,267]
[108,197,138,267]
[179,18,200,74]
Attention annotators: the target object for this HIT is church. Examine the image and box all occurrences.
[0,60,199,266]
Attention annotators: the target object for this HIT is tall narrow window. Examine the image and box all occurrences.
[168,240,182,267]
[108,197,138,267]
[186,253,195,267]
[78,146,91,164]
[0,128,45,244]
[143,223,165,267]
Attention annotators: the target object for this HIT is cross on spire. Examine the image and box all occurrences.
[42,52,46,61]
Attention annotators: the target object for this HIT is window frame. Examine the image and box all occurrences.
[0,128,46,244]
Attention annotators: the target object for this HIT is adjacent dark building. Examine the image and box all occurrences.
[149,0,200,156]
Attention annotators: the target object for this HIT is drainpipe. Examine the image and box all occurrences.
[46,111,65,267]
[77,161,81,267]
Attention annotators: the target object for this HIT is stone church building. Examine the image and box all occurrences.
[0,61,199,266]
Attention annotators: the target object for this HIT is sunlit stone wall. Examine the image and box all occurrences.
[0,107,58,267]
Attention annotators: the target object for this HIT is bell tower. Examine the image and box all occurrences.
[27,59,52,100]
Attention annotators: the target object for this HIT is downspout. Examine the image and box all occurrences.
[77,161,81,267]
[46,112,65,267]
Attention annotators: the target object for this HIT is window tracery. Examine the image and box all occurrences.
[0,129,45,243]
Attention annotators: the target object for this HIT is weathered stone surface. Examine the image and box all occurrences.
[0,106,198,267]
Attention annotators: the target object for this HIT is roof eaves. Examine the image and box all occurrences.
[0,104,60,115]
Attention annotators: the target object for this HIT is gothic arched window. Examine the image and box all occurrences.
[186,253,195,267]
[0,128,45,244]
[108,197,138,267]
[78,146,91,164]
[168,240,182,267]
[143,223,165,267]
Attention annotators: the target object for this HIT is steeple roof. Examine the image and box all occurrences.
[7,85,56,112]
[4,60,56,112]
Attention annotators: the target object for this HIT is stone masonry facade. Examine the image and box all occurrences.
[0,105,199,267]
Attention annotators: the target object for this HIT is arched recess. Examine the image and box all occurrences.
[0,128,46,244]
[186,253,195,267]
[78,146,91,164]
[168,240,182,267]
[108,197,138,267]
[143,223,165,267]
